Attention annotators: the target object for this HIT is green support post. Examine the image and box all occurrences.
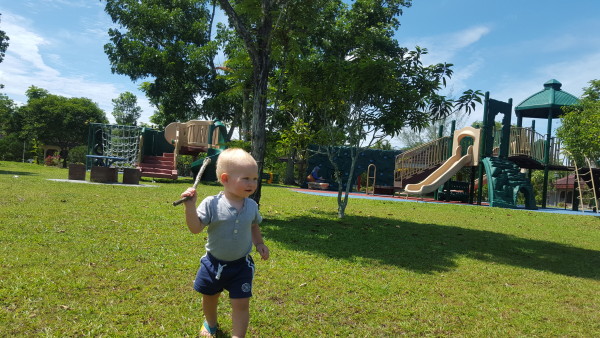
[477,92,490,205]
[498,98,512,159]
[448,120,456,158]
[434,124,444,200]
[541,109,553,208]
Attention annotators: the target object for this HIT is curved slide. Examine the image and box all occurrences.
[403,126,481,195]
[404,145,473,195]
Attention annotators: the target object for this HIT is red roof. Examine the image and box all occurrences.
[554,174,585,190]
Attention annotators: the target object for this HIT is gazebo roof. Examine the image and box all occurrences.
[515,79,580,119]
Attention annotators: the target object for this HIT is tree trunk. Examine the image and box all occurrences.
[250,52,269,205]
[284,148,297,185]
[218,0,275,206]
[241,86,252,142]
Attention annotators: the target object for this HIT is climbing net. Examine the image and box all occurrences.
[95,124,142,168]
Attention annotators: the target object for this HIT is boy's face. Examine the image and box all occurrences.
[222,163,259,200]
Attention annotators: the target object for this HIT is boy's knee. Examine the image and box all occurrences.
[230,297,250,311]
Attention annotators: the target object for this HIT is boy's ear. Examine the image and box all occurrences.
[220,172,229,183]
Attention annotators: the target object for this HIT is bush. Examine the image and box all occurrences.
[68,145,87,164]
[44,154,61,166]
[0,133,24,161]
[177,154,194,177]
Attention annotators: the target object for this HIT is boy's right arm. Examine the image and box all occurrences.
[181,188,205,234]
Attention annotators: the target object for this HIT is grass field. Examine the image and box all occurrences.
[1,161,599,337]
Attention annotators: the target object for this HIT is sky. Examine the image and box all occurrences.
[1,0,599,146]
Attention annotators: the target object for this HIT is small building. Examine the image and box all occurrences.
[547,174,583,207]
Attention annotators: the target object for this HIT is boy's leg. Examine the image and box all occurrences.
[201,292,221,335]
[230,297,250,338]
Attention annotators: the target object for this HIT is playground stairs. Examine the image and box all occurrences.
[139,152,178,180]
[482,157,537,210]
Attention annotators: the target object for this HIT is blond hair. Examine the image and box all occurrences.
[216,148,257,182]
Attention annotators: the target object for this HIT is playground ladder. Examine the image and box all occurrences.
[366,164,376,195]
[573,157,599,213]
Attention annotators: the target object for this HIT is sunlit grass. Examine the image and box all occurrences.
[1,161,599,336]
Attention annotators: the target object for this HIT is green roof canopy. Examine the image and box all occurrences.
[515,79,580,119]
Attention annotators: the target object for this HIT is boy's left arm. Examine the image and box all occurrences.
[251,223,269,260]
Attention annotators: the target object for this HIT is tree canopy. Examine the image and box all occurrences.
[0,13,8,63]
[104,0,218,124]
[557,79,600,164]
[0,13,10,89]
[17,86,108,163]
[112,91,142,125]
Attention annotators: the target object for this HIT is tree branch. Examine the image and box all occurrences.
[217,0,258,64]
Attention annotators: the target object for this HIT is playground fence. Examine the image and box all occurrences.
[493,126,571,167]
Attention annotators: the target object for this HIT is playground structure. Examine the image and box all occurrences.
[85,120,228,183]
[396,80,599,212]
[86,124,142,169]
[403,126,480,195]
[162,120,228,181]
[304,79,597,212]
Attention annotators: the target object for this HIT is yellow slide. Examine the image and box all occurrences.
[404,126,480,195]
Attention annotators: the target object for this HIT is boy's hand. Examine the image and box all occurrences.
[255,243,270,260]
[180,187,197,205]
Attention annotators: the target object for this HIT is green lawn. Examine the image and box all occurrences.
[1,161,599,337]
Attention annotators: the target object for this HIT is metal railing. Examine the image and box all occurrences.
[395,136,451,187]
[492,127,571,167]
[548,137,572,167]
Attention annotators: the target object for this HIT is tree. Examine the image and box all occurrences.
[201,25,254,142]
[19,86,108,166]
[277,119,314,185]
[0,13,9,89]
[112,91,142,125]
[557,80,600,164]
[292,1,482,218]
[104,0,218,125]
[0,93,17,135]
[0,94,24,161]
[581,79,600,102]
[216,0,287,204]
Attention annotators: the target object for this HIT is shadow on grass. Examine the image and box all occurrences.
[263,214,600,280]
[0,169,38,176]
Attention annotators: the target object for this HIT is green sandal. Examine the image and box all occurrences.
[201,320,218,336]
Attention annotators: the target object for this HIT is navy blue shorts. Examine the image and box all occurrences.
[194,252,255,299]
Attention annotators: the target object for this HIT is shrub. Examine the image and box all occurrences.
[44,154,61,166]
[0,133,24,161]
[68,145,87,164]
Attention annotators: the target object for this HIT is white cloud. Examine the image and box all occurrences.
[2,14,58,78]
[405,25,491,65]
[0,10,154,124]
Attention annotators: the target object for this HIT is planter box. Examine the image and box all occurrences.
[123,168,141,185]
[68,164,86,180]
[90,166,118,183]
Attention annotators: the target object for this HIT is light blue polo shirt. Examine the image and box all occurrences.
[197,192,262,261]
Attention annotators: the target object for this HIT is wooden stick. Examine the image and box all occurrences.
[172,157,212,206]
